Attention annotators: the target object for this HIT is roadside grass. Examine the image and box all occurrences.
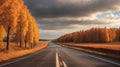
[57,42,120,60]
[0,41,48,62]
[64,43,120,51]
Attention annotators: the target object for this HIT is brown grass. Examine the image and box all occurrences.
[0,41,48,62]
[65,43,120,51]
[58,42,120,60]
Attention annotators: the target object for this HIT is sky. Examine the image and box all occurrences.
[24,0,120,39]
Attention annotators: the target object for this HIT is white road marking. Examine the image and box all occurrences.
[62,61,67,67]
[0,50,42,67]
[56,53,60,67]
[83,52,120,66]
[64,45,120,66]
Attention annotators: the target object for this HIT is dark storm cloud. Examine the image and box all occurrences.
[24,0,120,39]
[37,19,112,30]
[24,0,120,18]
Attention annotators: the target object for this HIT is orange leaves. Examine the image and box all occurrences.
[15,1,40,48]
[0,0,40,49]
[56,27,120,43]
[25,15,40,46]
[0,25,6,41]
[1,0,23,29]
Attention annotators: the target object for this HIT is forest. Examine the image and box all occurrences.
[55,27,120,43]
[0,0,40,50]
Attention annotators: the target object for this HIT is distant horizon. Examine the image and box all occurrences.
[40,27,120,39]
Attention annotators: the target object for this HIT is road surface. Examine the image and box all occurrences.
[0,42,120,67]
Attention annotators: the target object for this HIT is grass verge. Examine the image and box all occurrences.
[57,42,120,60]
[0,41,48,63]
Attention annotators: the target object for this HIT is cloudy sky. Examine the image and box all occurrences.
[24,0,120,39]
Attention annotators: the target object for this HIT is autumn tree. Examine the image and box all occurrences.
[16,5,28,48]
[0,0,23,50]
[0,25,6,41]
[32,20,40,47]
[116,28,120,41]
[73,32,80,43]
[0,0,40,50]
[25,15,34,48]
[56,27,120,43]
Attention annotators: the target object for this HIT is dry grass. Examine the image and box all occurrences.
[0,42,22,52]
[66,43,120,51]
[58,42,120,60]
[0,41,48,62]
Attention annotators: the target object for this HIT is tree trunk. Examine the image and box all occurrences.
[33,42,36,47]
[6,27,11,50]
[19,37,22,48]
[31,43,32,48]
[25,40,27,48]
[19,25,22,48]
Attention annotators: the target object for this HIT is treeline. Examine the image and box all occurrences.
[55,27,120,43]
[0,0,40,50]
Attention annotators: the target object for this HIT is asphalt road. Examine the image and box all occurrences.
[0,42,120,67]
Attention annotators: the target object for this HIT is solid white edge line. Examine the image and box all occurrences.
[64,45,120,66]
[62,61,67,67]
[56,53,60,67]
[0,50,41,67]
[84,53,120,66]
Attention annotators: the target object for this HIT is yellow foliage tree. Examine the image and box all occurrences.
[33,20,40,46]
[16,5,28,48]
[0,0,40,49]
[0,25,6,41]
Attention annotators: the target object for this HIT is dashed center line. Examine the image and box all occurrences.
[56,53,60,67]
[56,52,68,67]
[62,61,67,67]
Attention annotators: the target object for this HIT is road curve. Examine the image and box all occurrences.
[0,42,120,67]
